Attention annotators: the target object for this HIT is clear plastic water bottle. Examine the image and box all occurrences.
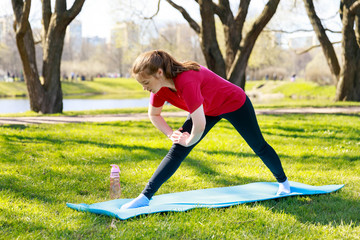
[110,164,121,199]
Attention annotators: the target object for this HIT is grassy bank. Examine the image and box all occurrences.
[0,78,148,99]
[0,113,359,239]
[2,78,360,117]
[246,79,336,100]
[0,78,339,100]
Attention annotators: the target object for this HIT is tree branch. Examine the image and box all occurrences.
[349,0,360,14]
[234,0,250,27]
[144,0,161,19]
[212,0,232,23]
[41,0,52,34]
[55,0,66,14]
[264,28,341,34]
[16,0,31,36]
[243,0,280,44]
[67,0,85,20]
[228,0,280,84]
[165,0,200,34]
[319,11,339,21]
[211,2,224,19]
[355,14,360,47]
[295,41,341,54]
[303,0,340,80]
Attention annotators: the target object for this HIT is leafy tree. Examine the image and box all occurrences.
[303,0,360,101]
[11,0,85,113]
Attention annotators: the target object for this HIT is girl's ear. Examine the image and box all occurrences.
[157,68,163,77]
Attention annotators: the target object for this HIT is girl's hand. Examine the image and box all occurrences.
[169,130,190,147]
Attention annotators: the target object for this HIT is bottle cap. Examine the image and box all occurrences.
[110,164,120,177]
[111,164,120,172]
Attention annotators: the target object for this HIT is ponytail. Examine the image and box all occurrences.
[132,50,200,79]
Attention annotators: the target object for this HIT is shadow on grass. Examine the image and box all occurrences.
[255,190,360,227]
[0,132,170,165]
[0,124,27,130]
[183,156,269,187]
[0,174,59,203]
[0,207,49,239]
[218,113,360,142]
[67,189,359,229]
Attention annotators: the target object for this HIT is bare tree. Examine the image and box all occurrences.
[165,0,280,89]
[11,0,85,113]
[303,0,360,101]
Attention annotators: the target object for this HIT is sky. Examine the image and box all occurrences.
[0,0,341,41]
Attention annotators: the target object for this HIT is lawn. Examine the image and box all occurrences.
[0,112,359,239]
[0,78,349,102]
[0,78,148,99]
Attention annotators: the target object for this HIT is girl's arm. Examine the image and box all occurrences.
[171,104,206,147]
[148,104,173,139]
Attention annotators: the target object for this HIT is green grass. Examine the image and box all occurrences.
[0,78,339,100]
[0,78,148,99]
[1,78,360,118]
[0,82,28,97]
[1,113,359,239]
[247,79,336,100]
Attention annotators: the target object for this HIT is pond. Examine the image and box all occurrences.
[0,98,150,114]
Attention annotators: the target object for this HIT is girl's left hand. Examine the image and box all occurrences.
[169,130,190,147]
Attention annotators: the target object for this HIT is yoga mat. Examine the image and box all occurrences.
[66,181,344,220]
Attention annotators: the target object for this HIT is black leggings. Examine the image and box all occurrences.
[142,96,287,199]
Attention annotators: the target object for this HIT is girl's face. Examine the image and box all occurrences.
[136,69,164,94]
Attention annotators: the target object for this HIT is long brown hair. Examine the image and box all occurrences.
[132,50,200,79]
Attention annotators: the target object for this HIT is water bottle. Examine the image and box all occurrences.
[110,164,121,199]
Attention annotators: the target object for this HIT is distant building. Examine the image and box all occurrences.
[0,15,13,44]
[271,32,285,48]
[65,19,82,55]
[159,24,195,47]
[287,32,318,49]
[84,36,106,47]
[110,22,139,49]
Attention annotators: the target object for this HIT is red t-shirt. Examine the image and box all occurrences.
[150,66,246,116]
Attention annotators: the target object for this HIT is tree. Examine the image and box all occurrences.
[165,0,280,89]
[303,0,360,101]
[11,0,85,113]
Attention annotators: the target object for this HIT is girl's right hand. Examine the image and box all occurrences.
[169,130,190,146]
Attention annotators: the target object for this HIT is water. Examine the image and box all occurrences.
[0,98,149,114]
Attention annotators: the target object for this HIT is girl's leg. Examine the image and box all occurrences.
[221,96,288,184]
[141,115,222,200]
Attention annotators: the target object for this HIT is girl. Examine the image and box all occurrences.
[121,50,290,209]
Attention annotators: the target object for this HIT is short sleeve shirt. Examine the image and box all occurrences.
[150,66,246,116]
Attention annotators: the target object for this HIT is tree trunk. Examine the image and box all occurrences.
[12,0,45,112]
[41,15,68,113]
[218,0,250,74]
[303,0,340,84]
[198,0,226,78]
[15,28,46,112]
[12,0,85,113]
[336,0,360,101]
[228,0,280,89]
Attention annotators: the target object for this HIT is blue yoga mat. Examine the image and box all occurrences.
[66,181,344,220]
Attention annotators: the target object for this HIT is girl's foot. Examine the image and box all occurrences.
[277,179,291,195]
[120,193,149,209]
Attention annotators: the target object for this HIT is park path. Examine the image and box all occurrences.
[0,106,359,125]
